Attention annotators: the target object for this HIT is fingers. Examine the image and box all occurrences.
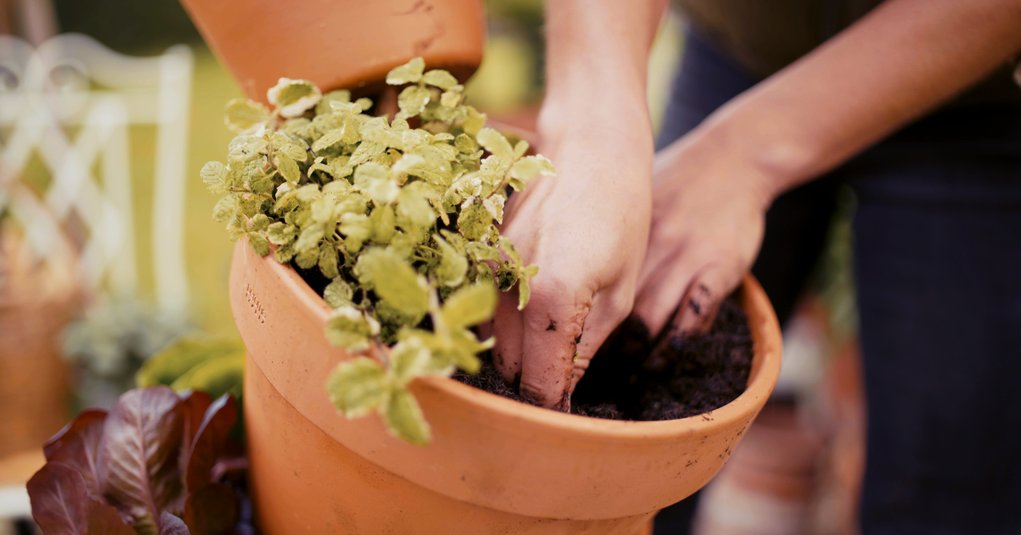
[491,289,524,383]
[518,274,591,410]
[634,248,698,336]
[673,264,742,336]
[635,247,747,339]
[571,290,634,391]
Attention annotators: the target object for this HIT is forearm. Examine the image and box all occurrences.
[694,0,1021,203]
[540,0,667,143]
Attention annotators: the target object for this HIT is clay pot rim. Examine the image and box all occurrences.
[250,241,782,441]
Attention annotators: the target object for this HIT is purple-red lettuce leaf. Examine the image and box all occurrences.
[41,409,108,496]
[168,390,214,513]
[180,391,214,450]
[184,482,239,535]
[87,501,137,535]
[27,462,133,534]
[97,387,185,531]
[185,394,238,493]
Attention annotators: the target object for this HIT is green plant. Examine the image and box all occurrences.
[203,58,552,443]
[136,335,245,401]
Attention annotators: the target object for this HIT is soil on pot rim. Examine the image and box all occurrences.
[455,296,754,421]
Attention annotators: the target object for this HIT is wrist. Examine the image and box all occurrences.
[693,100,822,206]
[538,87,652,152]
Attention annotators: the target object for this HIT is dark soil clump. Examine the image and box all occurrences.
[455,296,753,421]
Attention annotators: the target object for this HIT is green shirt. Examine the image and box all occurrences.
[674,0,1020,105]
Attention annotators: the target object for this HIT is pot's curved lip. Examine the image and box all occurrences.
[257,243,782,441]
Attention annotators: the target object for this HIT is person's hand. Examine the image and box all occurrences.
[634,128,773,339]
[490,106,654,409]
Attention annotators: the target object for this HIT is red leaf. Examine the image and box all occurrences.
[41,409,108,496]
[98,387,185,525]
[170,390,215,513]
[87,500,136,534]
[28,463,89,534]
[43,409,108,460]
[180,391,214,450]
[185,395,238,492]
[184,483,239,535]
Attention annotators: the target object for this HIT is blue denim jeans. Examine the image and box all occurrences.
[654,26,1021,535]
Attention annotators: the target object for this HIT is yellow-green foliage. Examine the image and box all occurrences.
[203,58,552,443]
[137,336,244,400]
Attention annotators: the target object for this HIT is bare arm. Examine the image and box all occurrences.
[636,0,1021,334]
[708,0,1021,202]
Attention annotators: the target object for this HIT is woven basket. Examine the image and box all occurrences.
[0,222,81,460]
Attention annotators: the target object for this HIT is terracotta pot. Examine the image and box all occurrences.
[229,240,783,534]
[180,0,486,102]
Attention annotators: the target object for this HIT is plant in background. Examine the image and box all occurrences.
[203,57,552,443]
[137,336,245,401]
[27,387,250,534]
[62,297,191,406]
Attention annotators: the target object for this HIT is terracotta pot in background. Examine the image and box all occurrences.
[229,240,783,534]
[180,0,486,101]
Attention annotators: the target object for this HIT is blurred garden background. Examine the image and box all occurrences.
[0,0,861,533]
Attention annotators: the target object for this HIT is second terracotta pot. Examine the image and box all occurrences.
[229,240,783,534]
[181,0,486,101]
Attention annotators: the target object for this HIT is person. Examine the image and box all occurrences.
[491,0,1021,532]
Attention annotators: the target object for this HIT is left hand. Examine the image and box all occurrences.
[634,129,772,338]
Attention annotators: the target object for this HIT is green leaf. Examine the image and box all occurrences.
[266,222,296,245]
[383,387,430,445]
[323,278,354,308]
[390,338,434,384]
[136,337,239,389]
[440,88,462,108]
[312,128,346,153]
[326,357,389,418]
[249,213,271,231]
[354,162,398,204]
[509,155,554,189]
[224,98,269,133]
[267,78,322,118]
[318,243,340,279]
[295,246,319,269]
[422,69,459,90]
[398,85,430,117]
[518,264,539,310]
[200,161,228,194]
[434,236,468,287]
[475,127,513,161]
[369,204,397,244]
[354,248,429,318]
[386,57,425,85]
[324,306,380,351]
[274,154,301,184]
[339,213,372,252]
[294,223,325,253]
[247,232,270,256]
[395,183,436,229]
[441,282,497,329]
[170,352,245,401]
[456,198,493,241]
[462,107,486,135]
[316,89,352,115]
